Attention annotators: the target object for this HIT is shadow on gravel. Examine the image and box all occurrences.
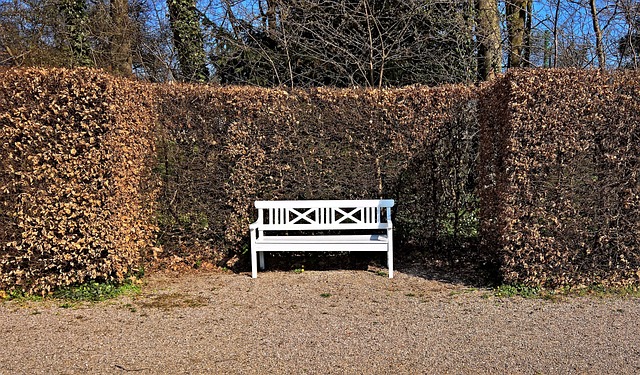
[248,241,501,289]
[254,252,372,273]
[395,245,501,288]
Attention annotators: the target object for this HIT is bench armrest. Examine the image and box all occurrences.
[249,221,261,230]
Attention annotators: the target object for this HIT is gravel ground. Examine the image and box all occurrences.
[1,268,639,374]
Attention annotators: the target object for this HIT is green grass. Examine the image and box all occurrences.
[490,283,640,300]
[2,290,44,302]
[559,284,640,298]
[53,280,141,302]
[493,284,542,298]
[2,279,141,304]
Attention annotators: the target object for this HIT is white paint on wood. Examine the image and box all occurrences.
[249,199,394,278]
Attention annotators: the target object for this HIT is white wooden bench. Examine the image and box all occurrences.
[249,199,394,278]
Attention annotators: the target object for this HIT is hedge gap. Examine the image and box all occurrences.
[155,84,479,265]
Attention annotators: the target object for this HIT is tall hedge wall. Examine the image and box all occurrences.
[479,69,640,287]
[4,67,637,292]
[1,68,479,292]
[0,68,157,294]
[155,84,479,264]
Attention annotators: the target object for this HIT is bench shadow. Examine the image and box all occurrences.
[258,252,372,273]
[254,243,501,288]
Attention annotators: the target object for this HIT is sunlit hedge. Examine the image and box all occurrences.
[2,67,638,292]
[480,69,640,287]
[0,68,479,292]
[0,68,157,294]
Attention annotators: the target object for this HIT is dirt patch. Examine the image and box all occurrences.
[137,292,209,310]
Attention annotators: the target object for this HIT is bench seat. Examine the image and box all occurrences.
[254,234,389,252]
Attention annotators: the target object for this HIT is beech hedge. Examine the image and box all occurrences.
[155,84,479,264]
[2,67,638,292]
[0,68,157,294]
[1,68,479,292]
[479,69,640,287]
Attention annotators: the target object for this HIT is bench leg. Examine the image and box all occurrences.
[259,251,265,270]
[251,248,258,278]
[388,230,394,278]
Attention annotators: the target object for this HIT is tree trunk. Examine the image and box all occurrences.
[589,0,606,70]
[523,0,532,67]
[506,0,528,68]
[266,0,277,32]
[476,0,501,80]
[168,0,209,82]
[553,0,560,67]
[60,0,93,67]
[110,0,133,75]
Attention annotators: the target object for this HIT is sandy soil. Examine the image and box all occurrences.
[1,267,639,374]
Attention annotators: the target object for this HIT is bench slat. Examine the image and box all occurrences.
[255,199,394,209]
[256,223,390,230]
[253,242,389,253]
[256,234,388,244]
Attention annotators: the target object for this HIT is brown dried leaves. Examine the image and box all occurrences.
[0,68,158,294]
[480,69,640,287]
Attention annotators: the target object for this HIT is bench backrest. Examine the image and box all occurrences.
[254,200,394,230]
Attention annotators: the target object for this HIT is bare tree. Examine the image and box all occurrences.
[130,0,176,81]
[589,0,607,69]
[617,0,639,68]
[0,0,78,67]
[553,0,561,67]
[529,0,636,69]
[213,0,477,87]
[0,0,179,79]
[3,0,639,81]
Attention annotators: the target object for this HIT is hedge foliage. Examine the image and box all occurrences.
[1,68,479,292]
[155,84,479,263]
[0,68,157,294]
[480,69,640,287]
[2,67,639,292]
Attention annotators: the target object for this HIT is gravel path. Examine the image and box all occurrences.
[1,268,639,374]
